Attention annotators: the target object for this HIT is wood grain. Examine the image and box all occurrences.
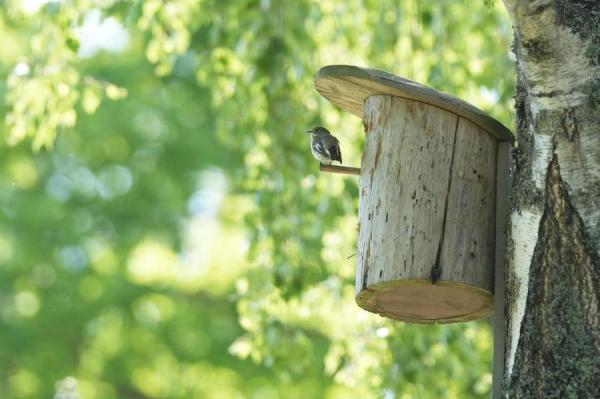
[356,95,496,323]
[355,280,494,324]
[315,65,514,142]
[439,117,497,291]
[357,95,457,288]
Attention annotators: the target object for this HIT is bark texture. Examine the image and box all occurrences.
[503,0,600,396]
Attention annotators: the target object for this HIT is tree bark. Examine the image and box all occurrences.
[502,0,600,397]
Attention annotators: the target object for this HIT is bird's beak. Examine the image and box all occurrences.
[305,129,312,134]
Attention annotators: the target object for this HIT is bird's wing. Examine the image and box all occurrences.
[312,141,330,158]
[323,135,342,163]
[329,143,342,163]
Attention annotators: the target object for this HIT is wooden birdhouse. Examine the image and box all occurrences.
[315,65,513,323]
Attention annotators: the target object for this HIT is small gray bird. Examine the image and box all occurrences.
[306,126,342,165]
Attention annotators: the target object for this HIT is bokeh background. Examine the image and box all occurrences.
[0,1,514,398]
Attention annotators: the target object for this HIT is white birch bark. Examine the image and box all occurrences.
[502,1,600,396]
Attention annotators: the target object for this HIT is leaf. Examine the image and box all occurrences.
[82,85,103,114]
[105,84,128,100]
[65,36,80,53]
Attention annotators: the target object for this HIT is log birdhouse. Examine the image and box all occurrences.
[315,65,513,323]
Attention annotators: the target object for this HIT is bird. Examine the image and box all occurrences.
[306,126,342,165]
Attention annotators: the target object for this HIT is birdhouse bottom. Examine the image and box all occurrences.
[356,280,494,324]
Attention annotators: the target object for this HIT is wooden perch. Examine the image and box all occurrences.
[319,164,361,176]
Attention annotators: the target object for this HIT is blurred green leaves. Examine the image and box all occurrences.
[2,1,129,150]
[1,1,512,398]
[137,0,201,76]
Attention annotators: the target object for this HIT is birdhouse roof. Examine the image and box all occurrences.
[315,65,514,142]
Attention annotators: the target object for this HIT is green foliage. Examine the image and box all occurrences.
[0,1,513,398]
[2,1,128,150]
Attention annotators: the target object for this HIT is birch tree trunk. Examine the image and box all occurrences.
[502,1,600,397]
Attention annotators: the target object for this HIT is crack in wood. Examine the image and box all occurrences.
[362,231,373,289]
[374,138,383,170]
[430,116,460,283]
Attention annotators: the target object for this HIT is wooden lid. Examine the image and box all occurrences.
[356,280,494,324]
[315,65,514,142]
